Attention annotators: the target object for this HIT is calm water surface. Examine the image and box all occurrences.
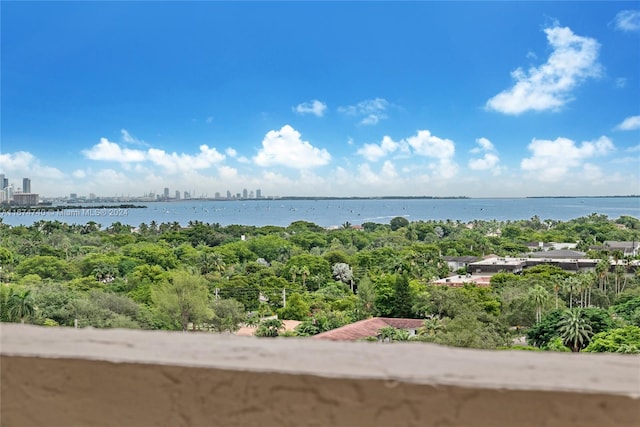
[1,197,638,228]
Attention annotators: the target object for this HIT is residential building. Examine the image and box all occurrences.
[13,193,39,206]
[22,178,31,194]
[312,317,425,341]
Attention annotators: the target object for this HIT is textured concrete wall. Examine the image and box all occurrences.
[2,324,639,427]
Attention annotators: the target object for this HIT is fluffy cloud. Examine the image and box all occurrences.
[147,145,225,173]
[83,138,147,162]
[486,25,601,114]
[338,98,389,125]
[469,137,501,171]
[83,135,225,174]
[357,130,455,162]
[253,125,331,169]
[406,130,455,159]
[294,100,327,117]
[356,130,457,179]
[521,136,614,181]
[357,136,401,162]
[615,115,640,131]
[0,151,66,180]
[613,10,640,32]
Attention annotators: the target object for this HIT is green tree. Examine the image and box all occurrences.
[277,293,310,321]
[392,273,413,318]
[151,270,212,331]
[390,216,410,231]
[557,309,594,352]
[418,315,446,338]
[8,289,35,323]
[529,284,550,324]
[208,299,245,333]
[378,326,397,342]
[255,318,284,337]
[355,276,376,320]
[15,255,75,281]
[584,326,640,353]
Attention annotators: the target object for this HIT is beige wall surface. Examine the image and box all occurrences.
[2,324,639,427]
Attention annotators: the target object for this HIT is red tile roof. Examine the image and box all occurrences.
[312,317,425,341]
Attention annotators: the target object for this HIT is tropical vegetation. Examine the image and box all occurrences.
[1,213,639,353]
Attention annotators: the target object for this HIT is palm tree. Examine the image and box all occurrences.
[552,280,561,309]
[557,309,593,352]
[418,315,445,337]
[595,259,609,293]
[562,276,580,309]
[255,318,284,337]
[393,329,411,341]
[378,326,397,343]
[300,266,310,288]
[289,265,301,284]
[8,289,35,324]
[528,284,549,324]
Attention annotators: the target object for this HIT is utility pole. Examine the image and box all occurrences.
[282,288,286,308]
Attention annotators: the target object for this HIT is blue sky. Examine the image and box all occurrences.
[1,1,639,198]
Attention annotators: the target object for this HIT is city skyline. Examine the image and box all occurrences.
[1,2,639,198]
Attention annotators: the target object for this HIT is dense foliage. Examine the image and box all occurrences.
[1,213,639,352]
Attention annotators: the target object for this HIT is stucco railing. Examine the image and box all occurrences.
[2,324,639,427]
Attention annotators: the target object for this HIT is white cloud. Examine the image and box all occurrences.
[471,137,495,153]
[84,135,225,174]
[72,170,86,179]
[147,145,225,174]
[469,153,500,171]
[217,166,238,179]
[355,130,457,179]
[0,151,66,182]
[381,160,398,178]
[225,147,238,157]
[406,130,455,159]
[120,129,148,146]
[615,115,640,131]
[486,25,601,115]
[521,136,614,181]
[614,10,640,32]
[469,137,501,171]
[338,98,389,125]
[206,116,214,124]
[253,125,331,169]
[83,138,147,162]
[357,136,401,162]
[294,100,327,117]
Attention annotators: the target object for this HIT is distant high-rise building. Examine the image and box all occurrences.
[175,190,180,200]
[70,193,78,199]
[0,174,7,190]
[164,188,169,199]
[249,190,255,199]
[256,189,262,199]
[22,178,31,194]
[13,193,39,206]
[89,192,96,200]
[226,190,232,199]
[242,188,248,199]
[184,191,190,199]
[214,192,221,199]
